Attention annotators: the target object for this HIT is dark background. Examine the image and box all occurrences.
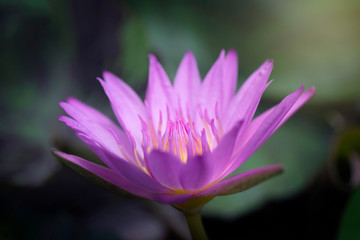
[1,0,359,239]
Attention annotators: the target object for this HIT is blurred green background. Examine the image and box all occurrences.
[1,0,359,239]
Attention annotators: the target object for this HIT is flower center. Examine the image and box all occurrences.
[118,103,224,169]
[161,119,191,163]
[148,103,224,163]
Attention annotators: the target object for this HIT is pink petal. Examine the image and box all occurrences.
[52,149,153,199]
[178,155,212,191]
[209,121,243,181]
[93,142,193,204]
[276,86,316,130]
[99,71,146,144]
[197,50,225,118]
[222,49,238,107]
[75,131,138,170]
[145,55,176,132]
[222,84,305,178]
[239,86,315,152]
[58,116,166,193]
[53,149,192,204]
[59,100,134,157]
[58,115,123,158]
[97,147,171,193]
[224,60,273,132]
[177,121,243,191]
[197,165,283,197]
[146,150,183,190]
[173,51,201,118]
[65,97,120,131]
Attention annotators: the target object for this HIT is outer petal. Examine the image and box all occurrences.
[75,130,141,172]
[58,115,123,158]
[97,147,171,193]
[197,50,225,119]
[222,49,238,107]
[89,140,193,204]
[222,84,305,178]
[146,150,183,190]
[208,121,243,181]
[275,86,315,130]
[239,86,314,151]
[173,51,201,118]
[65,97,120,132]
[240,87,316,149]
[99,71,146,144]
[224,60,273,132]
[197,165,283,197]
[53,149,192,204]
[145,55,176,133]
[52,149,151,198]
[59,100,135,159]
[57,120,169,194]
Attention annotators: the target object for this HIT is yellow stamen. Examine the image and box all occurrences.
[179,143,188,163]
[133,148,142,167]
[119,144,149,175]
[119,144,133,163]
[147,118,159,148]
[201,118,212,150]
[216,117,224,139]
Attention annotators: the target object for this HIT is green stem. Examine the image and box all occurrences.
[184,212,208,240]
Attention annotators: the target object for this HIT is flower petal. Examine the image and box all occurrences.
[99,71,146,144]
[145,55,176,132]
[58,103,135,164]
[198,50,225,118]
[52,149,150,198]
[173,51,201,118]
[52,149,191,204]
[58,115,124,158]
[179,155,212,191]
[57,123,168,194]
[222,49,238,107]
[197,165,283,197]
[276,86,316,130]
[209,121,243,181]
[177,121,243,191]
[241,87,316,150]
[59,99,134,154]
[65,97,120,132]
[146,150,183,190]
[238,85,310,152]
[97,148,171,193]
[224,59,273,132]
[222,84,305,178]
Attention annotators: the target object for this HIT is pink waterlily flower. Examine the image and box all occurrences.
[53,50,315,209]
